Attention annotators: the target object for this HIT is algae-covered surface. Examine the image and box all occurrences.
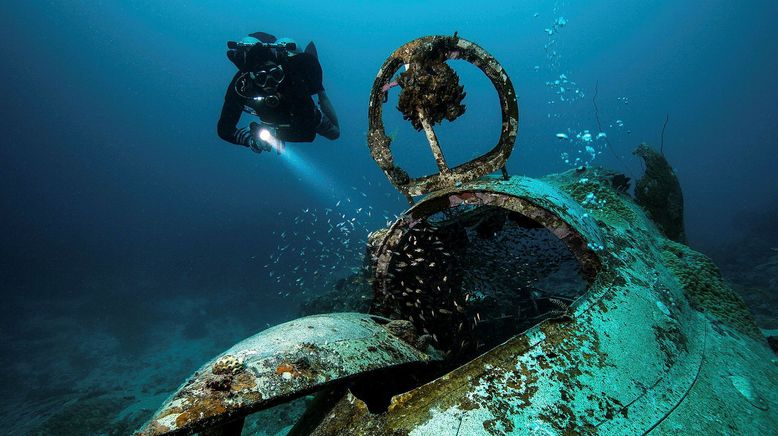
[310,169,776,434]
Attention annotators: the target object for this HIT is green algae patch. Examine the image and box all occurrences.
[565,180,635,224]
[662,240,762,339]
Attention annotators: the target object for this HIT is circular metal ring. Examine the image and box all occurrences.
[367,35,519,199]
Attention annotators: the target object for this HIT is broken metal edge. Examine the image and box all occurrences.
[136,313,435,436]
[367,35,519,198]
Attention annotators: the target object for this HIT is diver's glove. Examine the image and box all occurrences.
[233,127,253,147]
[235,125,271,153]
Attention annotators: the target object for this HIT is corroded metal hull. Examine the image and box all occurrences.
[312,171,776,434]
[137,313,434,435]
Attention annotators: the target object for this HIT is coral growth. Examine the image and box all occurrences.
[212,354,243,376]
[397,37,466,131]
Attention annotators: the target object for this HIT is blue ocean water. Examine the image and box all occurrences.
[1,1,776,434]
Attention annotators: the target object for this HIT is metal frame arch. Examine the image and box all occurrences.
[367,35,519,201]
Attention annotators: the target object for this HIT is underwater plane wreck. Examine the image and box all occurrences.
[137,36,777,435]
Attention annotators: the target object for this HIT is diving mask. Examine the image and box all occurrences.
[250,64,284,89]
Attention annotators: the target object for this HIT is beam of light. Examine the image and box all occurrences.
[263,129,341,200]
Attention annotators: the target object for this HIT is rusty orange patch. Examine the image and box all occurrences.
[174,397,227,429]
[275,362,299,377]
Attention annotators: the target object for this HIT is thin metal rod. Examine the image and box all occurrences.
[418,110,450,174]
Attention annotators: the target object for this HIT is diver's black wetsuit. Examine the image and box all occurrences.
[217,52,324,144]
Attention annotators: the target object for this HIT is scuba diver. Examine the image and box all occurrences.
[217,32,340,154]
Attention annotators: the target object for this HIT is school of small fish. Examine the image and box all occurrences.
[378,206,588,358]
[262,183,401,301]
[262,186,589,360]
